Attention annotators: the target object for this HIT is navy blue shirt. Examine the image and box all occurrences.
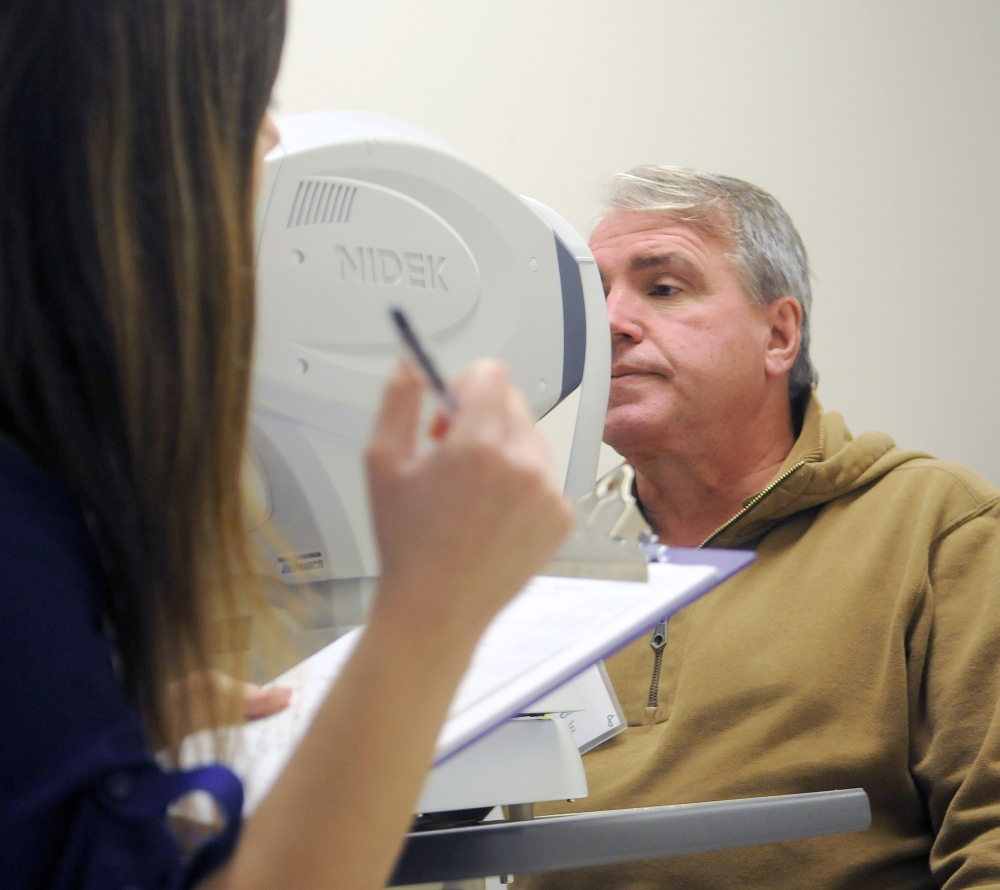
[0,438,242,888]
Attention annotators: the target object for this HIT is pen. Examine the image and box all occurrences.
[389,306,459,416]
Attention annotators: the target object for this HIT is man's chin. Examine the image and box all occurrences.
[604,418,656,459]
[604,399,686,453]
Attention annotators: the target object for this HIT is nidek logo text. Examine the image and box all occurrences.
[335,245,448,290]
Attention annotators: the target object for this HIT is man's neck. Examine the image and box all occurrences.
[628,410,797,548]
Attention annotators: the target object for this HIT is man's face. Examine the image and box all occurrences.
[593,210,777,460]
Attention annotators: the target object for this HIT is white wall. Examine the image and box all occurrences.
[274,0,1000,486]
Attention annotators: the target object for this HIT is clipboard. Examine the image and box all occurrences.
[183,546,753,813]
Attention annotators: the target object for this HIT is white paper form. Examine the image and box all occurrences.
[183,561,718,812]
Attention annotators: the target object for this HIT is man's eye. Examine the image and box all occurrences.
[651,284,679,298]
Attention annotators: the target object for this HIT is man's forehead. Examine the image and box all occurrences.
[589,210,728,272]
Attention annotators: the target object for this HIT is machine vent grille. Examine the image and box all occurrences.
[287,179,357,228]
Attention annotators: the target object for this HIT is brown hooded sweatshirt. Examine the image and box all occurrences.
[520,395,1000,890]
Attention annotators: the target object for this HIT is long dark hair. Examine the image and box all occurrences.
[0,0,285,748]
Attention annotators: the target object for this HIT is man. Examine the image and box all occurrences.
[521,167,1000,889]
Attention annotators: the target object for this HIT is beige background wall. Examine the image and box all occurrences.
[274,0,1000,486]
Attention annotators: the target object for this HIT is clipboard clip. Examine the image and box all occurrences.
[542,465,663,582]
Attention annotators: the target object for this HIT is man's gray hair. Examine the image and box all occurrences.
[604,165,818,405]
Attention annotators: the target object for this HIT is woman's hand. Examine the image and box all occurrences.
[166,671,292,739]
[365,359,573,639]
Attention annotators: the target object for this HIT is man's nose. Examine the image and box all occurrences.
[606,286,644,342]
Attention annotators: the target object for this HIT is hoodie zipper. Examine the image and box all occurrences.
[646,621,668,708]
[645,460,807,711]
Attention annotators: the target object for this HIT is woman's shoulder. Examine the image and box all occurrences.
[0,434,181,886]
[0,433,124,848]
[0,433,87,525]
[0,434,106,603]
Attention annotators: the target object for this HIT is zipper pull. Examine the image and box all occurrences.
[650,621,667,651]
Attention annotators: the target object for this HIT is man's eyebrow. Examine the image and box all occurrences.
[630,253,697,277]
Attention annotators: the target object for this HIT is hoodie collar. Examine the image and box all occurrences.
[704,391,926,548]
[610,391,929,550]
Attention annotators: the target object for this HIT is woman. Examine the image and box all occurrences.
[0,2,572,887]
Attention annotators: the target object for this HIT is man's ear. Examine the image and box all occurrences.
[764,296,802,379]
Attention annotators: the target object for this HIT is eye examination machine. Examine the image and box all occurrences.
[244,110,871,887]
[250,109,609,631]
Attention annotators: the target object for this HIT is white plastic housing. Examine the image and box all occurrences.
[251,111,608,586]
